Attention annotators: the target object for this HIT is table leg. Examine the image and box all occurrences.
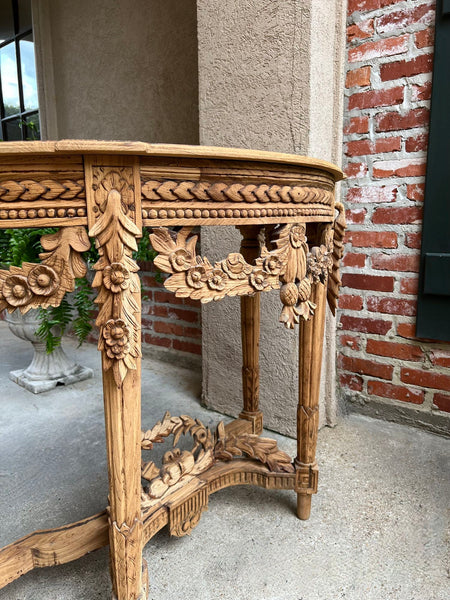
[103,361,146,600]
[295,281,326,520]
[238,226,263,435]
[86,160,147,599]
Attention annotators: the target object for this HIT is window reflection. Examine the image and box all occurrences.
[0,42,20,116]
[20,35,37,111]
[0,0,39,141]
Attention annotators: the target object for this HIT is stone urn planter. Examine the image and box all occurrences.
[4,309,93,393]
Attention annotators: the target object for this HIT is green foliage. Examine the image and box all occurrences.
[36,298,73,354]
[0,227,158,353]
[72,277,95,346]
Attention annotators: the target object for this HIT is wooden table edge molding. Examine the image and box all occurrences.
[0,141,346,600]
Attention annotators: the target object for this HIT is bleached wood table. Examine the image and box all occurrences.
[0,141,345,599]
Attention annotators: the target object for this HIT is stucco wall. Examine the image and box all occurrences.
[197,0,346,436]
[34,0,199,143]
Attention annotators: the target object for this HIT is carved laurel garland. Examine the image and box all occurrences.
[0,226,90,313]
[142,179,333,206]
[89,167,141,387]
[150,223,334,330]
[141,413,214,501]
[0,179,85,202]
[140,413,294,505]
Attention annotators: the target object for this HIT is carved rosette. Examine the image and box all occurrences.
[0,226,90,313]
[88,167,141,387]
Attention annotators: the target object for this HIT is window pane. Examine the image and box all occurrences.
[5,117,22,140]
[0,42,20,116]
[25,112,39,139]
[0,2,15,43]
[18,0,32,33]
[19,35,37,111]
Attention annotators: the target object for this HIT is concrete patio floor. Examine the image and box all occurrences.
[0,321,448,600]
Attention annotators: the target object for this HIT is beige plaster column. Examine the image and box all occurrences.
[197,0,346,435]
[33,0,199,144]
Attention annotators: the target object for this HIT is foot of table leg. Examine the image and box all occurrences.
[297,494,311,520]
[295,282,326,520]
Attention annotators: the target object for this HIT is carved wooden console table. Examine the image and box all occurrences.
[0,141,345,599]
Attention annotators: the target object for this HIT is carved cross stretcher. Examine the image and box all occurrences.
[0,141,345,600]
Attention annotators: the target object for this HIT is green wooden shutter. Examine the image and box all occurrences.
[416,0,450,341]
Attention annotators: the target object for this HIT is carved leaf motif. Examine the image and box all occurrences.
[214,422,294,473]
[0,226,90,313]
[89,167,141,387]
[327,202,346,315]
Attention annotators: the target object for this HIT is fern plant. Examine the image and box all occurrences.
[0,228,157,353]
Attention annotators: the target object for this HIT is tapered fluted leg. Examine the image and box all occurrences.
[86,158,147,599]
[104,361,146,600]
[295,281,326,520]
[238,226,263,435]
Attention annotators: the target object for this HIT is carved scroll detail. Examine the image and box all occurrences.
[0,226,90,313]
[327,202,346,315]
[150,224,333,329]
[89,167,142,387]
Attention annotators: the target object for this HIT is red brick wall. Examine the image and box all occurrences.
[139,261,202,359]
[341,0,450,424]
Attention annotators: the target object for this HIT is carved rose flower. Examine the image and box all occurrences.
[169,248,194,272]
[102,319,130,360]
[250,269,269,291]
[290,225,306,248]
[186,265,207,289]
[263,254,283,275]
[27,265,59,296]
[3,274,32,307]
[207,269,227,291]
[103,263,130,293]
[222,253,249,279]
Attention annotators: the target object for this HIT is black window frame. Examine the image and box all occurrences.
[0,0,39,141]
[416,0,450,341]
